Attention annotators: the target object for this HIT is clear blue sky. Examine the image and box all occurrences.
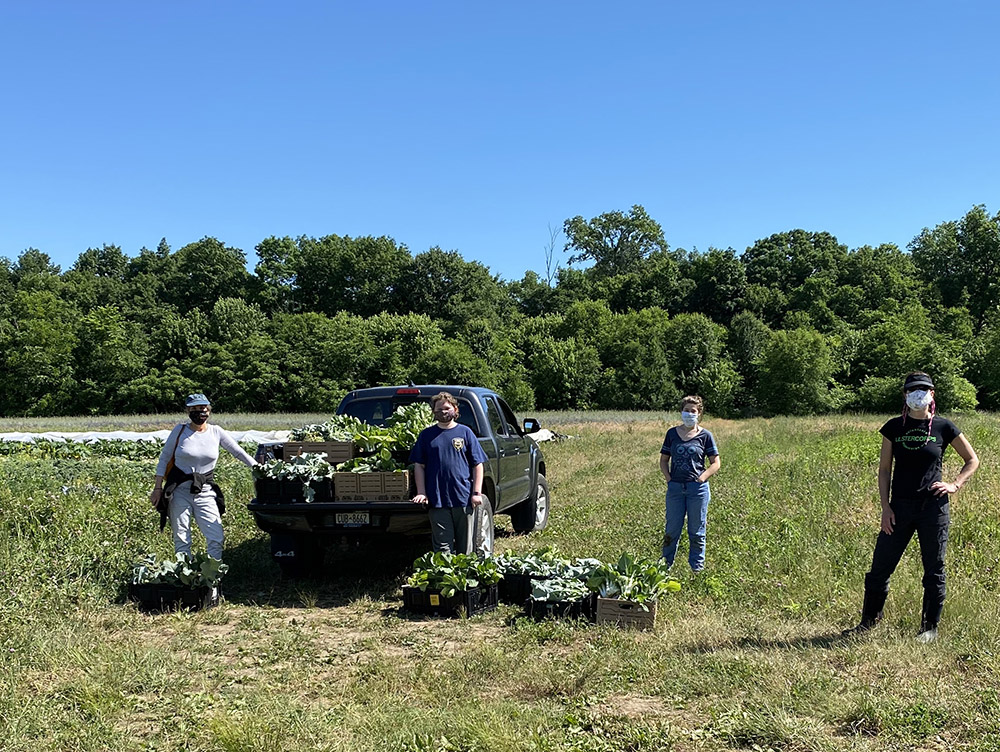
[2,1,997,281]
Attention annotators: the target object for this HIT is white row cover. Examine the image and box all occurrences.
[0,428,554,445]
[0,430,292,444]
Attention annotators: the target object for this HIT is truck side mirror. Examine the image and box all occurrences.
[522,418,540,434]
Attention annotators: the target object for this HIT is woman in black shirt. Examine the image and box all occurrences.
[846,371,979,642]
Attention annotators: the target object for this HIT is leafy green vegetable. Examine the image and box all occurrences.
[406,551,501,597]
[252,452,334,501]
[288,403,433,461]
[586,553,681,609]
[131,551,229,588]
[335,448,406,473]
[529,577,591,603]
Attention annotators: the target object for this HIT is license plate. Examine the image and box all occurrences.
[336,512,370,527]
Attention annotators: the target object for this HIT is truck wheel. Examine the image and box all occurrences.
[510,474,550,533]
[473,499,495,557]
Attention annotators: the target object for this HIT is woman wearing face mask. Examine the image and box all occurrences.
[659,395,721,571]
[149,393,257,561]
[846,372,979,642]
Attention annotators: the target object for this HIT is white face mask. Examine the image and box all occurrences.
[905,390,933,409]
[680,411,699,427]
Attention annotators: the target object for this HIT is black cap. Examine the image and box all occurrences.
[903,373,935,391]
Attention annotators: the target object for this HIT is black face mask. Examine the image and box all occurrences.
[189,411,209,425]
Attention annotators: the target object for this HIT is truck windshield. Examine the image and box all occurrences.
[341,397,483,436]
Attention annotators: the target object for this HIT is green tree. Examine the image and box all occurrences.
[365,313,445,386]
[210,298,266,343]
[167,237,250,313]
[755,328,840,416]
[269,312,375,411]
[72,306,148,413]
[11,248,62,294]
[396,247,507,329]
[62,244,130,313]
[253,235,300,313]
[0,290,78,415]
[681,247,747,322]
[411,340,493,389]
[526,336,601,409]
[910,205,1000,332]
[563,205,668,277]
[122,240,177,325]
[292,234,411,317]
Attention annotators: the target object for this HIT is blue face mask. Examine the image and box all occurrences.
[905,390,932,410]
[680,411,699,427]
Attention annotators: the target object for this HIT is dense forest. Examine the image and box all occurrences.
[2,204,999,418]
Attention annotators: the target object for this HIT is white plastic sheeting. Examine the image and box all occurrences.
[0,430,291,444]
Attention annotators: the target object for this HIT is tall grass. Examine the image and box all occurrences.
[2,412,999,751]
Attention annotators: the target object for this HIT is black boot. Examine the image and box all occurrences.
[843,587,887,636]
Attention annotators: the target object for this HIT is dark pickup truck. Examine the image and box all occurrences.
[247,385,549,576]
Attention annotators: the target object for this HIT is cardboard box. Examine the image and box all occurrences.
[358,473,384,496]
[333,472,360,501]
[282,441,355,465]
[595,597,657,630]
[380,471,411,500]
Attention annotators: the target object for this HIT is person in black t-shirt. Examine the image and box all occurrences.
[845,371,979,642]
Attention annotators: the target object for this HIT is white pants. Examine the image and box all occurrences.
[168,484,224,560]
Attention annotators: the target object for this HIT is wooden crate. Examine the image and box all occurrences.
[333,472,360,501]
[282,440,355,465]
[595,597,657,630]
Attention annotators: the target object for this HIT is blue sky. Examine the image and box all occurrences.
[2,1,998,282]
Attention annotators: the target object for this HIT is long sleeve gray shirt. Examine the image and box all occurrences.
[156,423,256,477]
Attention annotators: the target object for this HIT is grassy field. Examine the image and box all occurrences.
[3,412,1000,751]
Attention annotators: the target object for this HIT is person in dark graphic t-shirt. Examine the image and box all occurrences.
[845,372,979,643]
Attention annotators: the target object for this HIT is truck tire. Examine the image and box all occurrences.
[510,474,550,533]
[473,499,495,557]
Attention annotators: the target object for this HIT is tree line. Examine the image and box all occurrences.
[2,204,1000,417]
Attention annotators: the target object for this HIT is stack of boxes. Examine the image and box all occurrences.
[280,440,412,502]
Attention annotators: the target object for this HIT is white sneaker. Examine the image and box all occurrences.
[915,628,938,644]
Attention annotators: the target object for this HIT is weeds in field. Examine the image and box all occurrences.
[2,412,1000,750]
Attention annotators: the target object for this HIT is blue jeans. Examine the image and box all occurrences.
[662,481,710,570]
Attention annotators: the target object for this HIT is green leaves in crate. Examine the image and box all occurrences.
[336,447,407,473]
[586,553,680,608]
[529,577,591,603]
[495,546,603,581]
[252,452,335,482]
[289,403,433,456]
[131,551,229,588]
[407,551,501,597]
[288,415,366,441]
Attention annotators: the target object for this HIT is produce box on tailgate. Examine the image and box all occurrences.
[595,597,657,630]
[358,473,383,496]
[380,471,411,500]
[338,471,411,501]
[334,472,360,501]
[282,440,355,464]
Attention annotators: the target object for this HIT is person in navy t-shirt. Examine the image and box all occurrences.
[658,395,721,571]
[410,391,488,554]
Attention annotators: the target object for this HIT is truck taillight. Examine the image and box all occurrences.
[395,388,420,394]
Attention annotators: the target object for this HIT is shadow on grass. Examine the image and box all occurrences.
[683,631,856,653]
[217,535,430,609]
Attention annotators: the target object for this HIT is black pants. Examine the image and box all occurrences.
[862,495,949,629]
